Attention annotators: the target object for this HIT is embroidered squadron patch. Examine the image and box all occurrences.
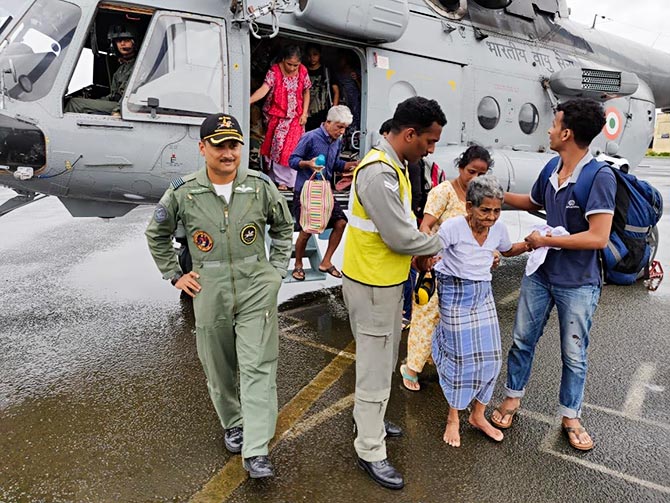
[153,203,168,223]
[240,224,257,245]
[193,230,214,252]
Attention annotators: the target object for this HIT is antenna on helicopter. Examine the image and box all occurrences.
[591,14,613,29]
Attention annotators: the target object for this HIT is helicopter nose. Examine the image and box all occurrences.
[0,113,46,174]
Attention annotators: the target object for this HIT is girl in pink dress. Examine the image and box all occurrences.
[250,45,311,190]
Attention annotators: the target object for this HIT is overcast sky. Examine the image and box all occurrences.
[567,0,670,52]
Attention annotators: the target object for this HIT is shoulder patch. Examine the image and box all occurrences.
[153,203,168,223]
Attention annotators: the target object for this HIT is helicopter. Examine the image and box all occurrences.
[0,0,666,226]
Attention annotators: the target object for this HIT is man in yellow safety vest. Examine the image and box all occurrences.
[342,96,446,490]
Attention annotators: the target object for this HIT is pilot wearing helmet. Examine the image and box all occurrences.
[64,25,137,115]
[145,113,293,479]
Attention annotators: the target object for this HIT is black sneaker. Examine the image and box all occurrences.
[224,426,243,454]
[243,455,275,479]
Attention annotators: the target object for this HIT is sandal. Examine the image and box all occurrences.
[400,364,420,391]
[318,265,342,278]
[562,424,594,451]
[291,267,305,281]
[490,405,520,429]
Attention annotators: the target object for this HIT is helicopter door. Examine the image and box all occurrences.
[122,11,226,124]
[364,48,463,149]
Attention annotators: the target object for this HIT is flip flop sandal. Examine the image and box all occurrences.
[400,364,420,391]
[490,406,520,429]
[562,425,594,451]
[291,267,305,281]
[318,265,342,278]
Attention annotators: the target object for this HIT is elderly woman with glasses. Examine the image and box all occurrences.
[401,146,494,391]
[432,175,528,447]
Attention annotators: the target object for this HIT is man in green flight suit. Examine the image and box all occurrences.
[65,25,137,115]
[146,113,294,478]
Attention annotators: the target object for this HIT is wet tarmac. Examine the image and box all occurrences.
[1,160,669,502]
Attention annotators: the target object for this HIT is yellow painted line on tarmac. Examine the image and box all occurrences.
[281,332,356,360]
[280,319,309,332]
[282,394,355,442]
[189,340,356,503]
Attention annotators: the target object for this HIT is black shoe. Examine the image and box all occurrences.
[352,418,403,438]
[356,457,404,490]
[243,455,275,479]
[384,420,403,438]
[224,427,243,454]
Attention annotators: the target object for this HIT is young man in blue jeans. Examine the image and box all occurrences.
[492,99,616,451]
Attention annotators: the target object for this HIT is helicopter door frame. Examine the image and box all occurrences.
[121,10,227,125]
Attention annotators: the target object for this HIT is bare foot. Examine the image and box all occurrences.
[469,413,504,442]
[491,397,521,428]
[443,420,460,447]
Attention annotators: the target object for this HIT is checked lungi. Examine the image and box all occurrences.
[432,272,502,410]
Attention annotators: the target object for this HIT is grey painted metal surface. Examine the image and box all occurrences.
[0,0,666,218]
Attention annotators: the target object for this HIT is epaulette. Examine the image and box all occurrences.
[170,173,196,190]
[170,177,186,190]
[248,170,273,185]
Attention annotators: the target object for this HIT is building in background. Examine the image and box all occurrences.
[652,112,670,153]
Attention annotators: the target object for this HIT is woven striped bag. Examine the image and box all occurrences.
[299,171,334,234]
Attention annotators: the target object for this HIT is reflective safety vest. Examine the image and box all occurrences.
[342,148,414,286]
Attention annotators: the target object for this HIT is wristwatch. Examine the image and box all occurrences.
[170,272,184,286]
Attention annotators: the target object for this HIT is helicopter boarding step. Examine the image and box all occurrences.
[284,232,329,283]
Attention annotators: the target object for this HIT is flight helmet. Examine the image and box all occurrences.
[107,25,136,54]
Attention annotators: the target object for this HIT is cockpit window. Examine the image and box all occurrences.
[0,0,26,33]
[126,14,225,117]
[0,0,80,102]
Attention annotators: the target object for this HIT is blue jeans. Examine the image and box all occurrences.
[505,273,600,418]
[402,268,418,320]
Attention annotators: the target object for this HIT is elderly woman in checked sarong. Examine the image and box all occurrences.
[401,145,494,391]
[431,175,528,447]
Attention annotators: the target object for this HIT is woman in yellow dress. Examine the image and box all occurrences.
[401,145,493,391]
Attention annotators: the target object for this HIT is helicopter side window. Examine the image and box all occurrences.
[519,102,539,135]
[477,96,500,130]
[0,0,80,102]
[126,15,224,116]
